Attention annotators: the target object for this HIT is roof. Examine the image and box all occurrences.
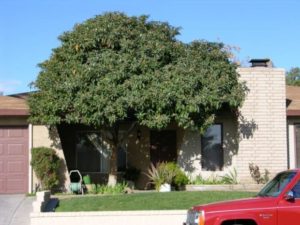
[1,87,300,117]
[286,85,300,116]
[0,96,29,116]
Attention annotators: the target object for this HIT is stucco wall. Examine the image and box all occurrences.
[32,125,70,191]
[177,111,238,179]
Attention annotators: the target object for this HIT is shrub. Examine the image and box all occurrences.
[249,163,270,184]
[173,170,189,188]
[164,162,189,188]
[90,184,98,194]
[221,168,238,184]
[190,174,224,185]
[145,162,188,191]
[31,147,61,191]
[145,163,166,191]
[89,182,128,195]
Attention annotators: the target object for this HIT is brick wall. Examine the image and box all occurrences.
[178,67,287,183]
[237,67,287,182]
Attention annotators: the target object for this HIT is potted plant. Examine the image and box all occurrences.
[145,162,176,192]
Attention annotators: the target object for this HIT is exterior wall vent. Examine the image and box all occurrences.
[249,59,273,68]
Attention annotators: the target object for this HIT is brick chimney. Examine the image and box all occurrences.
[249,59,273,68]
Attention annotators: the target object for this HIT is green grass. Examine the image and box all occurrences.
[55,191,255,212]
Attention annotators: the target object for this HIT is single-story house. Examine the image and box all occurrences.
[1,59,298,193]
[286,85,300,169]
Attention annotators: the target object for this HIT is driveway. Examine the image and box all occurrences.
[0,194,33,225]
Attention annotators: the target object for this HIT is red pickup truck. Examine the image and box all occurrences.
[184,169,300,225]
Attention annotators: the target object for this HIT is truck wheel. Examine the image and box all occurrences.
[222,220,256,225]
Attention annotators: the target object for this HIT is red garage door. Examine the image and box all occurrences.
[0,126,28,194]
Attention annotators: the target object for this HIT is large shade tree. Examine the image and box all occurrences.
[29,12,246,185]
[286,67,300,86]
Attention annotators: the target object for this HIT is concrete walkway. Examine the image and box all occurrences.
[0,195,34,225]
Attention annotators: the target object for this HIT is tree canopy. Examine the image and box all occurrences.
[29,12,246,133]
[286,67,300,86]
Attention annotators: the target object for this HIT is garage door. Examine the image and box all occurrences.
[0,126,28,194]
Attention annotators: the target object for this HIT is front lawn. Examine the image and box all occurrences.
[55,191,255,212]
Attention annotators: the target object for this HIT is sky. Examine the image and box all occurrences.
[0,0,299,95]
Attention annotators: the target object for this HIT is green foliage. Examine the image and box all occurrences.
[286,67,300,86]
[220,168,238,184]
[29,12,245,134]
[145,163,171,191]
[163,162,189,188]
[190,174,225,185]
[145,162,188,191]
[90,182,128,195]
[90,184,98,194]
[31,147,61,191]
[28,12,246,182]
[249,163,270,184]
[190,170,238,185]
[173,170,190,187]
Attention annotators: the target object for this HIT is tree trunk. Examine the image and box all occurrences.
[106,122,137,186]
[108,139,118,186]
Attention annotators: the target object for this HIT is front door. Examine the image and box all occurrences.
[150,130,177,166]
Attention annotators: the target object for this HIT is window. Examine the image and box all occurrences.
[75,131,127,173]
[201,124,223,171]
[292,180,300,198]
[258,171,296,197]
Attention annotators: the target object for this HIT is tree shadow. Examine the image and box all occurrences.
[238,115,258,139]
[177,111,258,174]
[48,126,67,192]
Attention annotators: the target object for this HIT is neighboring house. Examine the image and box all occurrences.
[286,85,300,169]
[0,94,30,193]
[0,59,294,193]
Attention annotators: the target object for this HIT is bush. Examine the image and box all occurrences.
[164,162,189,188]
[31,147,61,191]
[145,162,189,191]
[173,170,189,188]
[220,168,238,184]
[145,163,167,191]
[249,163,270,184]
[89,182,128,195]
[190,174,224,185]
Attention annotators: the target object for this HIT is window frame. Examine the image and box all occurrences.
[75,130,127,173]
[200,123,224,171]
